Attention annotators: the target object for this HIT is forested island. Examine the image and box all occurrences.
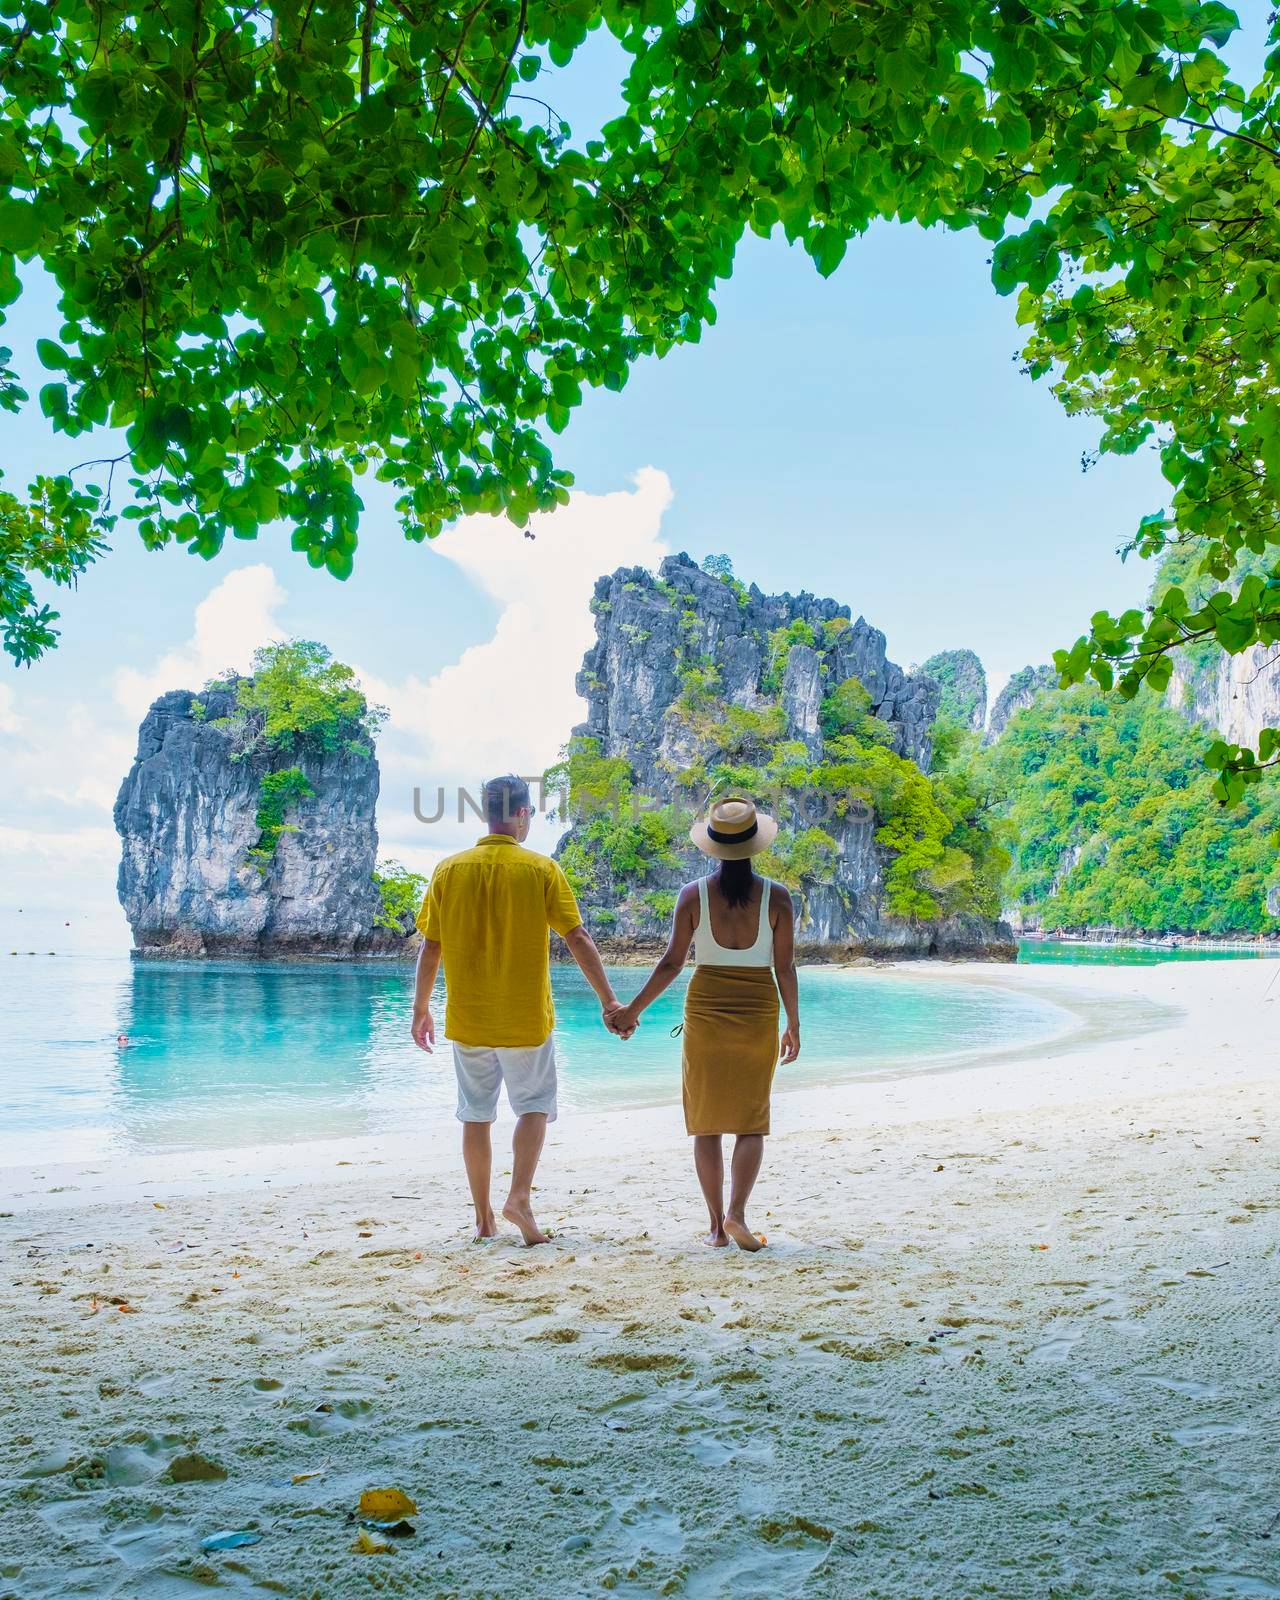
[114,557,1279,960]
[114,642,423,958]
[554,554,1280,950]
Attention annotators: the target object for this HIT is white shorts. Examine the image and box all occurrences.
[451,1037,558,1124]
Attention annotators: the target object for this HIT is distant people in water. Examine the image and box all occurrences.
[606,797,801,1251]
[116,1033,129,1047]
[409,774,625,1245]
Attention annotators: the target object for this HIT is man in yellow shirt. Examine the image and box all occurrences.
[410,774,625,1245]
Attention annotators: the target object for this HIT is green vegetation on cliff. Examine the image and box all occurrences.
[205,641,385,871]
[554,661,1008,925]
[985,685,1280,935]
[919,649,987,730]
[546,738,686,903]
[211,640,384,759]
[247,768,315,871]
[372,860,429,933]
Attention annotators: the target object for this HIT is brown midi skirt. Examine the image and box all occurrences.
[681,965,780,1136]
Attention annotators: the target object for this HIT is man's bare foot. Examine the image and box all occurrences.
[701,1227,729,1247]
[473,1213,498,1243]
[502,1198,551,1246]
[723,1217,766,1252]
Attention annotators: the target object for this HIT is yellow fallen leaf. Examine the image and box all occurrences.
[292,1469,325,1484]
[152,1202,166,1210]
[351,1527,390,1554]
[358,1488,417,1520]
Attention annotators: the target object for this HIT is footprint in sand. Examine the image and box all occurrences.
[64,1433,194,1490]
[1170,1421,1250,1446]
[682,1516,834,1599]
[662,1377,775,1469]
[107,1515,199,1569]
[1137,1372,1218,1400]
[21,1445,82,1479]
[589,1351,685,1375]
[598,1495,686,1559]
[288,1396,375,1437]
[1028,1324,1085,1362]
[162,1450,228,1484]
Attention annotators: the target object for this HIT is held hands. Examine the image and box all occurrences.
[779,1024,801,1065]
[411,1007,436,1053]
[602,1000,638,1040]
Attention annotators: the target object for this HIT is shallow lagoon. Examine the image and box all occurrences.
[1,951,1072,1164]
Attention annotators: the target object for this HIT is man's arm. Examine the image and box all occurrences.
[411,938,441,1052]
[563,924,620,1022]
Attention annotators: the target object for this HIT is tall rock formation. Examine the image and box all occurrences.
[919,649,988,730]
[558,554,1015,960]
[1168,644,1280,751]
[1152,542,1280,751]
[115,680,406,958]
[987,664,1058,740]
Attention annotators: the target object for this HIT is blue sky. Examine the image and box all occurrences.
[0,13,1269,936]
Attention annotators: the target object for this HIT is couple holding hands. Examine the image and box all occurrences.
[411,776,800,1251]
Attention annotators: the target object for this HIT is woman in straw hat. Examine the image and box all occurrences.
[607,797,800,1251]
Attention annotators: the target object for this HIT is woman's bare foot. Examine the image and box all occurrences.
[701,1227,729,1248]
[502,1198,551,1246]
[473,1212,498,1243]
[723,1217,766,1252]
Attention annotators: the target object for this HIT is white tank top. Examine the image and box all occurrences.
[693,876,774,967]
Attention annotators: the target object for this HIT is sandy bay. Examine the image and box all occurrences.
[1,957,1276,1599]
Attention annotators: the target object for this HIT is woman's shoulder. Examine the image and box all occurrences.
[766,879,793,911]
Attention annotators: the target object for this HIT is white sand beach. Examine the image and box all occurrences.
[1,958,1277,1599]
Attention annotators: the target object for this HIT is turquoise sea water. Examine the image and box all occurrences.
[0,944,1068,1167]
[1018,938,1280,966]
[2,909,1272,1168]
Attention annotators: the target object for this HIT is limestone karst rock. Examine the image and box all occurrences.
[919,648,988,731]
[115,681,408,958]
[558,553,1015,960]
[987,664,1059,741]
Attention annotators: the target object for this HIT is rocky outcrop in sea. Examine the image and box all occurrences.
[114,681,408,959]
[558,553,1016,960]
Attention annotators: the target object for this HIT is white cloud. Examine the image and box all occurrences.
[0,682,21,736]
[16,704,133,812]
[2,566,289,914]
[356,468,673,864]
[0,823,119,866]
[365,468,673,780]
[113,563,287,719]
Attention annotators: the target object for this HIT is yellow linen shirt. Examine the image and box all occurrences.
[415,835,583,1047]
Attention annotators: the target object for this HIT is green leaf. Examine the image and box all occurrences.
[0,201,42,254]
[806,226,847,279]
[38,382,68,418]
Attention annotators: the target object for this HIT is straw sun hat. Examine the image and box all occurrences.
[689,795,779,860]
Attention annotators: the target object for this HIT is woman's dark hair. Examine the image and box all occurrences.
[715,856,755,910]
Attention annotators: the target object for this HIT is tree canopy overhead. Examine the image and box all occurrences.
[2,0,1277,786]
